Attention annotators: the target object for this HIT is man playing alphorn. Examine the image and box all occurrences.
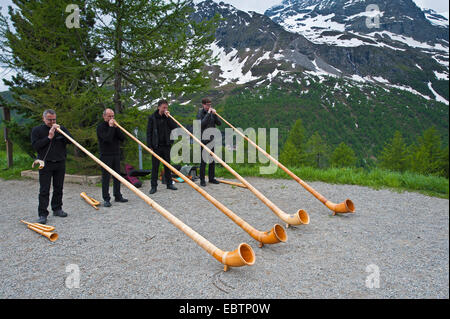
[31,109,72,224]
[196,98,221,187]
[147,99,178,194]
[97,108,128,207]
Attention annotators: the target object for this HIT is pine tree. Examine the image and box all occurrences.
[409,126,443,176]
[0,0,103,155]
[0,0,218,160]
[439,145,449,178]
[279,140,301,167]
[279,118,307,166]
[330,142,357,168]
[92,0,219,113]
[378,131,408,172]
[304,132,329,168]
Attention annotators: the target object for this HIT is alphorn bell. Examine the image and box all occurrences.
[32,159,45,169]
[113,121,287,248]
[55,127,255,271]
[166,113,310,228]
[80,192,100,210]
[215,113,355,216]
[27,225,59,242]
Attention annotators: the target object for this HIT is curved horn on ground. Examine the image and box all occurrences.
[20,220,55,232]
[80,192,100,210]
[26,224,58,242]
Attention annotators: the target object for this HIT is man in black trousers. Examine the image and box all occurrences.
[197,98,221,187]
[97,108,128,207]
[147,99,178,194]
[31,109,72,224]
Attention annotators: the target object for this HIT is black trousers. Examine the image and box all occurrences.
[38,161,66,217]
[151,145,173,187]
[200,145,215,182]
[100,154,122,201]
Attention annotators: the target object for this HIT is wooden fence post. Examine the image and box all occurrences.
[2,106,13,168]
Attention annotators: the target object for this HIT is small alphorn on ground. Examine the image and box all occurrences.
[0,177,448,298]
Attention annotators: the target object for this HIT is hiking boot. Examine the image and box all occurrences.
[104,201,112,207]
[200,180,206,187]
[167,184,177,191]
[53,210,68,217]
[209,179,220,184]
[37,215,47,224]
[149,186,157,194]
[115,196,128,203]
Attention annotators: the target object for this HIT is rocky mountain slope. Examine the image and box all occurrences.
[189,0,448,105]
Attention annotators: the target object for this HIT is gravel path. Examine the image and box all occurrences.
[0,177,448,299]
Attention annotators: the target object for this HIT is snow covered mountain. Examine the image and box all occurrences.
[191,0,448,104]
[265,0,449,45]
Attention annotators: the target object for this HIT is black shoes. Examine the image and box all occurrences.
[115,196,128,203]
[150,185,177,192]
[200,179,219,185]
[103,197,128,206]
[53,210,68,217]
[167,184,177,190]
[37,215,47,224]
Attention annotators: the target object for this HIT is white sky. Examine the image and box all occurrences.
[1,0,449,91]
[204,0,449,14]
[1,0,448,16]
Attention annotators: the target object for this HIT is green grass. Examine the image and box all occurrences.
[0,150,101,179]
[214,164,449,199]
[0,150,31,180]
[1,150,448,199]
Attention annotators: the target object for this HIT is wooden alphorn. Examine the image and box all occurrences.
[215,113,355,216]
[55,127,255,271]
[217,179,247,189]
[20,220,55,232]
[114,120,287,248]
[80,192,100,210]
[21,221,58,242]
[166,113,310,228]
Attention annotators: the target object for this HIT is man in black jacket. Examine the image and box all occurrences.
[31,109,72,224]
[97,108,128,207]
[197,98,221,186]
[147,99,178,194]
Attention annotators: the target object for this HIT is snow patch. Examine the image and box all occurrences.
[428,81,449,105]
[434,71,449,80]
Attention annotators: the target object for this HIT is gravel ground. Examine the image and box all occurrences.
[0,176,448,299]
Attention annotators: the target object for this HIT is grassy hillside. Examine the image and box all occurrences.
[174,73,448,168]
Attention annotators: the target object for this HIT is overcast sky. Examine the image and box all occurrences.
[1,0,449,15]
[206,0,449,14]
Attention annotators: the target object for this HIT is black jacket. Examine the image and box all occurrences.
[31,124,72,162]
[196,108,221,142]
[97,121,125,156]
[146,110,178,149]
